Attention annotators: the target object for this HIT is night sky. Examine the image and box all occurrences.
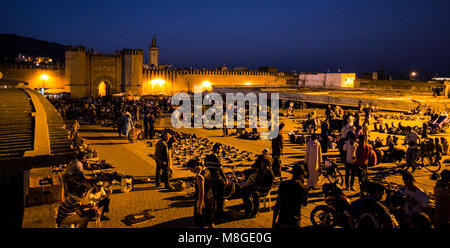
[1,0,449,73]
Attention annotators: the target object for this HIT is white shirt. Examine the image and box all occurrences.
[405,186,429,215]
[83,187,107,205]
[343,140,358,164]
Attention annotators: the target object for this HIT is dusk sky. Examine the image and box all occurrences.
[1,0,449,73]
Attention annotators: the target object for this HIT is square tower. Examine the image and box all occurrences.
[149,36,159,68]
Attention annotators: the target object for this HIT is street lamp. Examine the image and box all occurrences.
[39,74,49,94]
[410,71,417,81]
[201,81,212,91]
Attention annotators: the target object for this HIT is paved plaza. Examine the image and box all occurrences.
[23,108,450,228]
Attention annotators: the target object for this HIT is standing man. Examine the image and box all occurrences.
[271,123,285,177]
[433,169,450,228]
[205,143,228,217]
[223,114,229,137]
[143,111,150,139]
[343,133,358,191]
[154,133,174,190]
[355,135,372,193]
[272,165,308,228]
[148,113,155,139]
[305,134,322,190]
[362,120,370,139]
[320,120,329,154]
[405,126,420,167]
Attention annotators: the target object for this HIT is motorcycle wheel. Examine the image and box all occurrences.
[310,205,335,227]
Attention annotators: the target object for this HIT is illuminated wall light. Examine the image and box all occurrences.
[201,81,213,91]
[150,78,166,86]
[244,82,252,85]
[342,76,355,88]
[40,74,49,80]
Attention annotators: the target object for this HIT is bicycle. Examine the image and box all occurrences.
[400,144,441,173]
[318,159,344,186]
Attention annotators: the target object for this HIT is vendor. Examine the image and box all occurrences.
[62,152,88,195]
[83,181,112,221]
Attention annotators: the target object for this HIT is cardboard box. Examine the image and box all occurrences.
[27,174,64,207]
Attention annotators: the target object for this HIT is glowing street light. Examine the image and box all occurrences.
[201,81,212,91]
[410,71,417,81]
[244,82,252,85]
[39,74,50,91]
[40,74,49,80]
[150,78,165,86]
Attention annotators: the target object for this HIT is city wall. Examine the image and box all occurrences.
[356,79,439,92]
[142,69,287,95]
[0,63,66,91]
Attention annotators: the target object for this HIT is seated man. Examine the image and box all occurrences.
[62,152,88,195]
[55,185,95,228]
[83,181,112,221]
[250,127,261,140]
[241,153,275,218]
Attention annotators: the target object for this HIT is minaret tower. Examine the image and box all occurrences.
[149,35,159,68]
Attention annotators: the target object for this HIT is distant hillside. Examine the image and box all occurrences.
[0,34,65,62]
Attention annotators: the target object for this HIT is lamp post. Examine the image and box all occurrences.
[410,71,417,81]
[39,74,49,94]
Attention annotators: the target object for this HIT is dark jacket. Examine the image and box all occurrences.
[271,132,284,156]
[205,153,224,181]
[276,179,308,225]
[155,140,170,166]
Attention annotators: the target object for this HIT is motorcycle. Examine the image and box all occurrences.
[223,165,248,199]
[310,182,352,228]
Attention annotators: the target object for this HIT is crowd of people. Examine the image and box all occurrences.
[48,95,449,229]
[181,100,449,229]
[182,135,449,228]
[49,95,172,146]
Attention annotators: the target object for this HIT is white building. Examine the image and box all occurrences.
[298,73,355,88]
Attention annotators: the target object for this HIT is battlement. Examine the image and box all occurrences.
[121,49,144,55]
[142,68,282,76]
[0,62,65,70]
[65,45,86,52]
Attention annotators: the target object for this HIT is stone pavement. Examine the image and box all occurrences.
[22,108,450,228]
